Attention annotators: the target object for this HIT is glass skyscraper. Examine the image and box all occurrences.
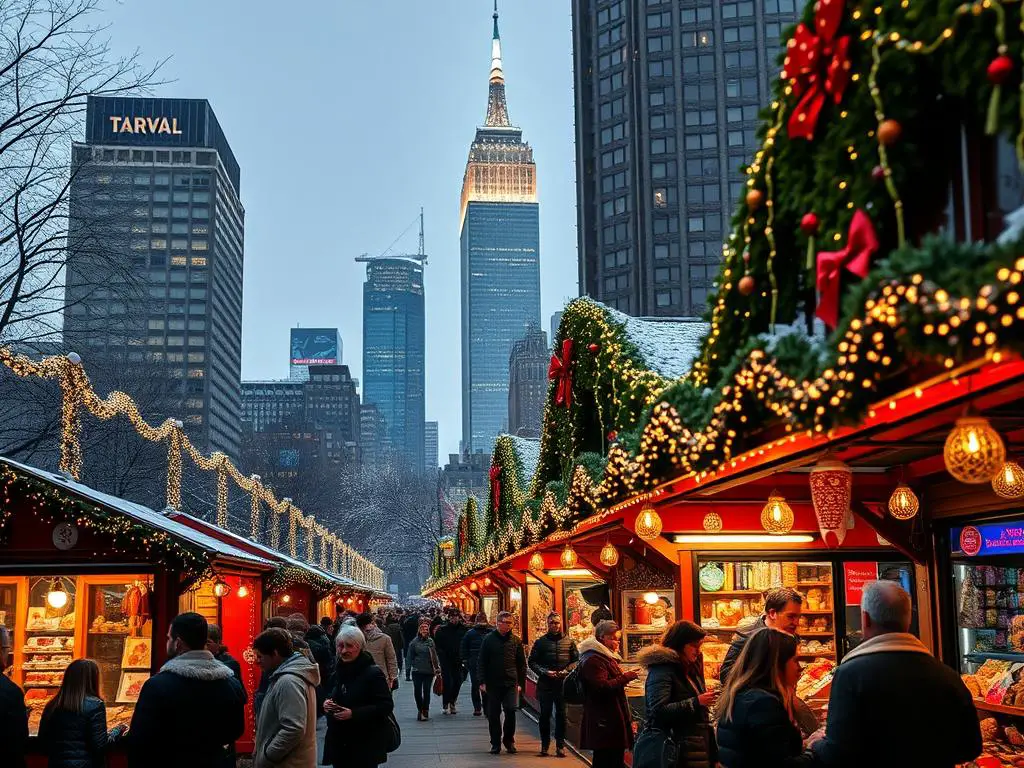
[460,6,541,454]
[361,257,425,471]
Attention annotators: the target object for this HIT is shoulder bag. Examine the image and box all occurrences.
[632,723,678,768]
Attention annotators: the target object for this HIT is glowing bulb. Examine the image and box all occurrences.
[643,592,659,605]
[236,585,249,598]
[967,429,980,454]
[281,594,292,604]
[46,580,69,610]
[213,580,230,598]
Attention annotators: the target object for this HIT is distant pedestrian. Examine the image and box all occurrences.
[477,610,526,755]
[324,625,394,768]
[434,609,468,714]
[528,612,578,756]
[128,612,246,768]
[401,612,421,680]
[207,624,246,768]
[460,612,492,716]
[406,620,441,720]
[39,658,126,768]
[382,613,406,680]
[255,616,289,715]
[304,621,336,714]
[0,650,28,768]
[578,620,638,768]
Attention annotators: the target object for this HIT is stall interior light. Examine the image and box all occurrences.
[672,533,816,544]
[509,588,522,601]
[545,568,595,578]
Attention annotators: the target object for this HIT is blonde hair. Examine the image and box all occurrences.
[717,628,798,723]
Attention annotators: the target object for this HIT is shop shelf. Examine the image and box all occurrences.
[797,651,836,657]
[21,647,71,654]
[965,651,1024,663]
[701,625,741,631]
[801,610,834,615]
[796,581,833,587]
[700,590,764,596]
[799,631,835,636]
[973,698,1024,716]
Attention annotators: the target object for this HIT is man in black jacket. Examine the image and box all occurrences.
[401,611,420,680]
[719,586,803,684]
[433,609,468,714]
[129,612,246,768]
[0,654,28,768]
[811,580,982,768]
[460,612,492,716]
[382,613,406,681]
[528,612,579,757]
[478,610,527,755]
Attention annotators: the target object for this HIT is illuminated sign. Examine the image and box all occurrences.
[952,520,1024,556]
[108,116,183,135]
[290,329,340,367]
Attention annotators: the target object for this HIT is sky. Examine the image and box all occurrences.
[102,0,580,459]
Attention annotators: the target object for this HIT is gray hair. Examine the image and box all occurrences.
[861,580,912,633]
[497,611,513,622]
[594,620,619,640]
[335,624,365,651]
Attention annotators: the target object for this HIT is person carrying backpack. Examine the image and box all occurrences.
[578,621,638,768]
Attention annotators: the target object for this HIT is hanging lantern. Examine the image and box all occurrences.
[236,584,250,599]
[45,578,69,610]
[761,490,795,535]
[992,461,1024,499]
[944,415,1006,484]
[212,580,231,598]
[599,539,619,567]
[440,538,456,559]
[635,505,663,541]
[469,580,479,592]
[483,576,492,587]
[281,594,292,604]
[560,544,578,568]
[888,484,919,521]
[809,460,852,547]
[528,551,545,570]
[703,512,723,533]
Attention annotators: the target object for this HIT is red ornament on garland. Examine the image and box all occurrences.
[801,213,820,271]
[738,275,756,296]
[877,119,902,147]
[607,430,618,442]
[871,165,887,183]
[587,342,600,353]
[746,189,765,211]
[988,55,1015,85]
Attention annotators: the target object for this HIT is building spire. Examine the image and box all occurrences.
[485,0,511,127]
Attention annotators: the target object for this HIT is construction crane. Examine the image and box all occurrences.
[355,208,428,265]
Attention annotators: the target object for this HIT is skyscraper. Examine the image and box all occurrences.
[508,325,548,439]
[361,257,425,471]
[571,0,800,316]
[65,97,244,457]
[289,327,342,381]
[424,421,439,474]
[460,4,541,454]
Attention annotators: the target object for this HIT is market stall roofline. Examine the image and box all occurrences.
[0,456,277,571]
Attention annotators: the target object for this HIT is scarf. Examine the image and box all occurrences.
[578,636,624,662]
[841,632,930,665]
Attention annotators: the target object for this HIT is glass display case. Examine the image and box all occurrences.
[620,589,675,662]
[525,579,553,650]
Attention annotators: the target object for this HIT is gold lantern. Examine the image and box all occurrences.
[212,579,231,598]
[635,505,663,541]
[992,461,1024,499]
[528,551,545,570]
[944,415,1005,484]
[599,539,619,567]
[560,544,578,568]
[888,484,919,520]
[703,511,723,533]
[761,490,795,535]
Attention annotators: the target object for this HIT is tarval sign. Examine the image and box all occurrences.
[107,116,183,135]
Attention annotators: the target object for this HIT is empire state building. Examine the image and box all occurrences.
[460,2,541,455]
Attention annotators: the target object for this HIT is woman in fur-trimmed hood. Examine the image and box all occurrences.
[636,621,718,768]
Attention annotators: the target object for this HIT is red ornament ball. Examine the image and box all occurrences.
[738,275,756,296]
[587,342,600,353]
[988,55,1015,86]
[871,165,887,183]
[800,212,819,235]
[746,189,765,211]
[877,119,902,147]
[607,431,618,442]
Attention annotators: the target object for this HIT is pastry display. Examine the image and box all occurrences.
[91,614,130,633]
[24,635,73,651]
[796,659,835,700]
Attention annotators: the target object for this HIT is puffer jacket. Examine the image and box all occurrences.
[406,635,440,675]
[528,631,579,691]
[323,652,394,767]
[254,652,321,768]
[38,696,112,768]
[460,622,491,669]
[636,645,716,768]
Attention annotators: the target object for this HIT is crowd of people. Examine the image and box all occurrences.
[0,581,988,767]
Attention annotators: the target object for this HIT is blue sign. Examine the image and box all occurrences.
[952,520,1024,557]
[278,449,299,468]
[290,328,339,366]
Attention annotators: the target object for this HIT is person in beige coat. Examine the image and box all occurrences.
[253,628,321,768]
[356,613,398,689]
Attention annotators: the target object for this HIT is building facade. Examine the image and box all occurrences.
[65,97,245,456]
[461,7,542,454]
[359,403,386,472]
[507,325,548,439]
[361,257,426,471]
[424,421,439,474]
[440,450,492,512]
[304,365,361,464]
[241,380,305,435]
[289,327,343,381]
[571,0,799,316]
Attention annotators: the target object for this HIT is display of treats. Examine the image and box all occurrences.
[796,658,836,700]
[701,641,730,681]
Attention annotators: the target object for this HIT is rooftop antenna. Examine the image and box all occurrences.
[355,209,428,266]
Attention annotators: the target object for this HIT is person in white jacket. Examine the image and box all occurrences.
[356,613,398,690]
[253,627,321,768]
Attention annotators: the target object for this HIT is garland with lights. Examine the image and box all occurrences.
[456,496,483,559]
[266,564,338,596]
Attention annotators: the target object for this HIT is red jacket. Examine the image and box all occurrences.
[578,638,635,751]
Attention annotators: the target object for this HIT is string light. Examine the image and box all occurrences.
[560,544,578,568]
[529,551,545,570]
[703,512,723,533]
[635,505,663,541]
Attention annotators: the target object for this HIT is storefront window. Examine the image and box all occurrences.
[621,590,675,661]
[563,581,605,647]
[526,580,553,649]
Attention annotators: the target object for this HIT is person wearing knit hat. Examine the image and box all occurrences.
[635,620,718,768]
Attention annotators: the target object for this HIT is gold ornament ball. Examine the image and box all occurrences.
[703,512,723,533]
[560,544,579,568]
[635,506,664,541]
[746,188,765,211]
[993,461,1024,499]
[761,491,795,535]
[878,119,902,146]
[738,275,756,296]
[888,484,919,521]
[600,540,620,567]
[944,416,1006,484]
[529,551,545,570]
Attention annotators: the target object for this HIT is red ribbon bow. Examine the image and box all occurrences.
[548,339,574,408]
[783,0,852,140]
[489,465,502,514]
[815,209,878,328]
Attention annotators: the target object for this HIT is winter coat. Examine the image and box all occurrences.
[811,633,982,768]
[304,625,336,688]
[406,635,440,675]
[718,616,765,685]
[636,645,716,768]
[324,651,394,767]
[214,649,243,687]
[254,652,320,768]
[0,673,28,768]
[38,696,112,768]
[382,620,405,656]
[578,637,634,751]
[528,631,579,691]
[716,688,813,768]
[477,629,526,691]
[363,624,399,684]
[460,622,491,669]
[127,650,246,768]
[433,621,468,668]
[401,615,420,647]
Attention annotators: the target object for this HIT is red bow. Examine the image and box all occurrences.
[815,209,878,328]
[489,465,502,514]
[783,0,852,140]
[548,339,574,408]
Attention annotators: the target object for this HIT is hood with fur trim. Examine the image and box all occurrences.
[635,644,681,668]
[579,636,623,661]
[160,649,235,680]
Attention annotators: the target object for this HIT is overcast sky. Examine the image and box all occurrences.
[103,0,580,459]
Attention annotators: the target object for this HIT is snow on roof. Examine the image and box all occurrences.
[0,457,274,568]
[506,435,540,488]
[603,304,709,379]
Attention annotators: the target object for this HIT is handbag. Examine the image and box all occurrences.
[632,724,678,768]
[384,711,401,753]
[432,673,444,696]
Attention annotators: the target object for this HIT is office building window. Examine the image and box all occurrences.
[680,7,712,24]
[603,248,631,269]
[599,47,624,71]
[651,160,677,179]
[653,187,677,207]
[601,147,627,168]
[597,23,623,47]
[722,1,755,18]
[723,25,756,44]
[648,59,674,78]
[688,216,706,233]
[683,83,717,102]
[725,50,758,68]
[684,133,718,150]
[764,0,797,12]
[597,1,624,26]
[682,54,715,75]
[647,35,672,53]
[655,266,681,283]
[650,112,676,130]
[653,216,678,234]
[681,30,714,48]
[601,122,628,145]
[603,274,631,292]
[726,78,760,98]
[646,11,672,28]
[684,109,717,127]
[686,184,721,204]
[650,136,676,154]
[654,242,680,261]
[602,196,628,217]
[649,88,675,107]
